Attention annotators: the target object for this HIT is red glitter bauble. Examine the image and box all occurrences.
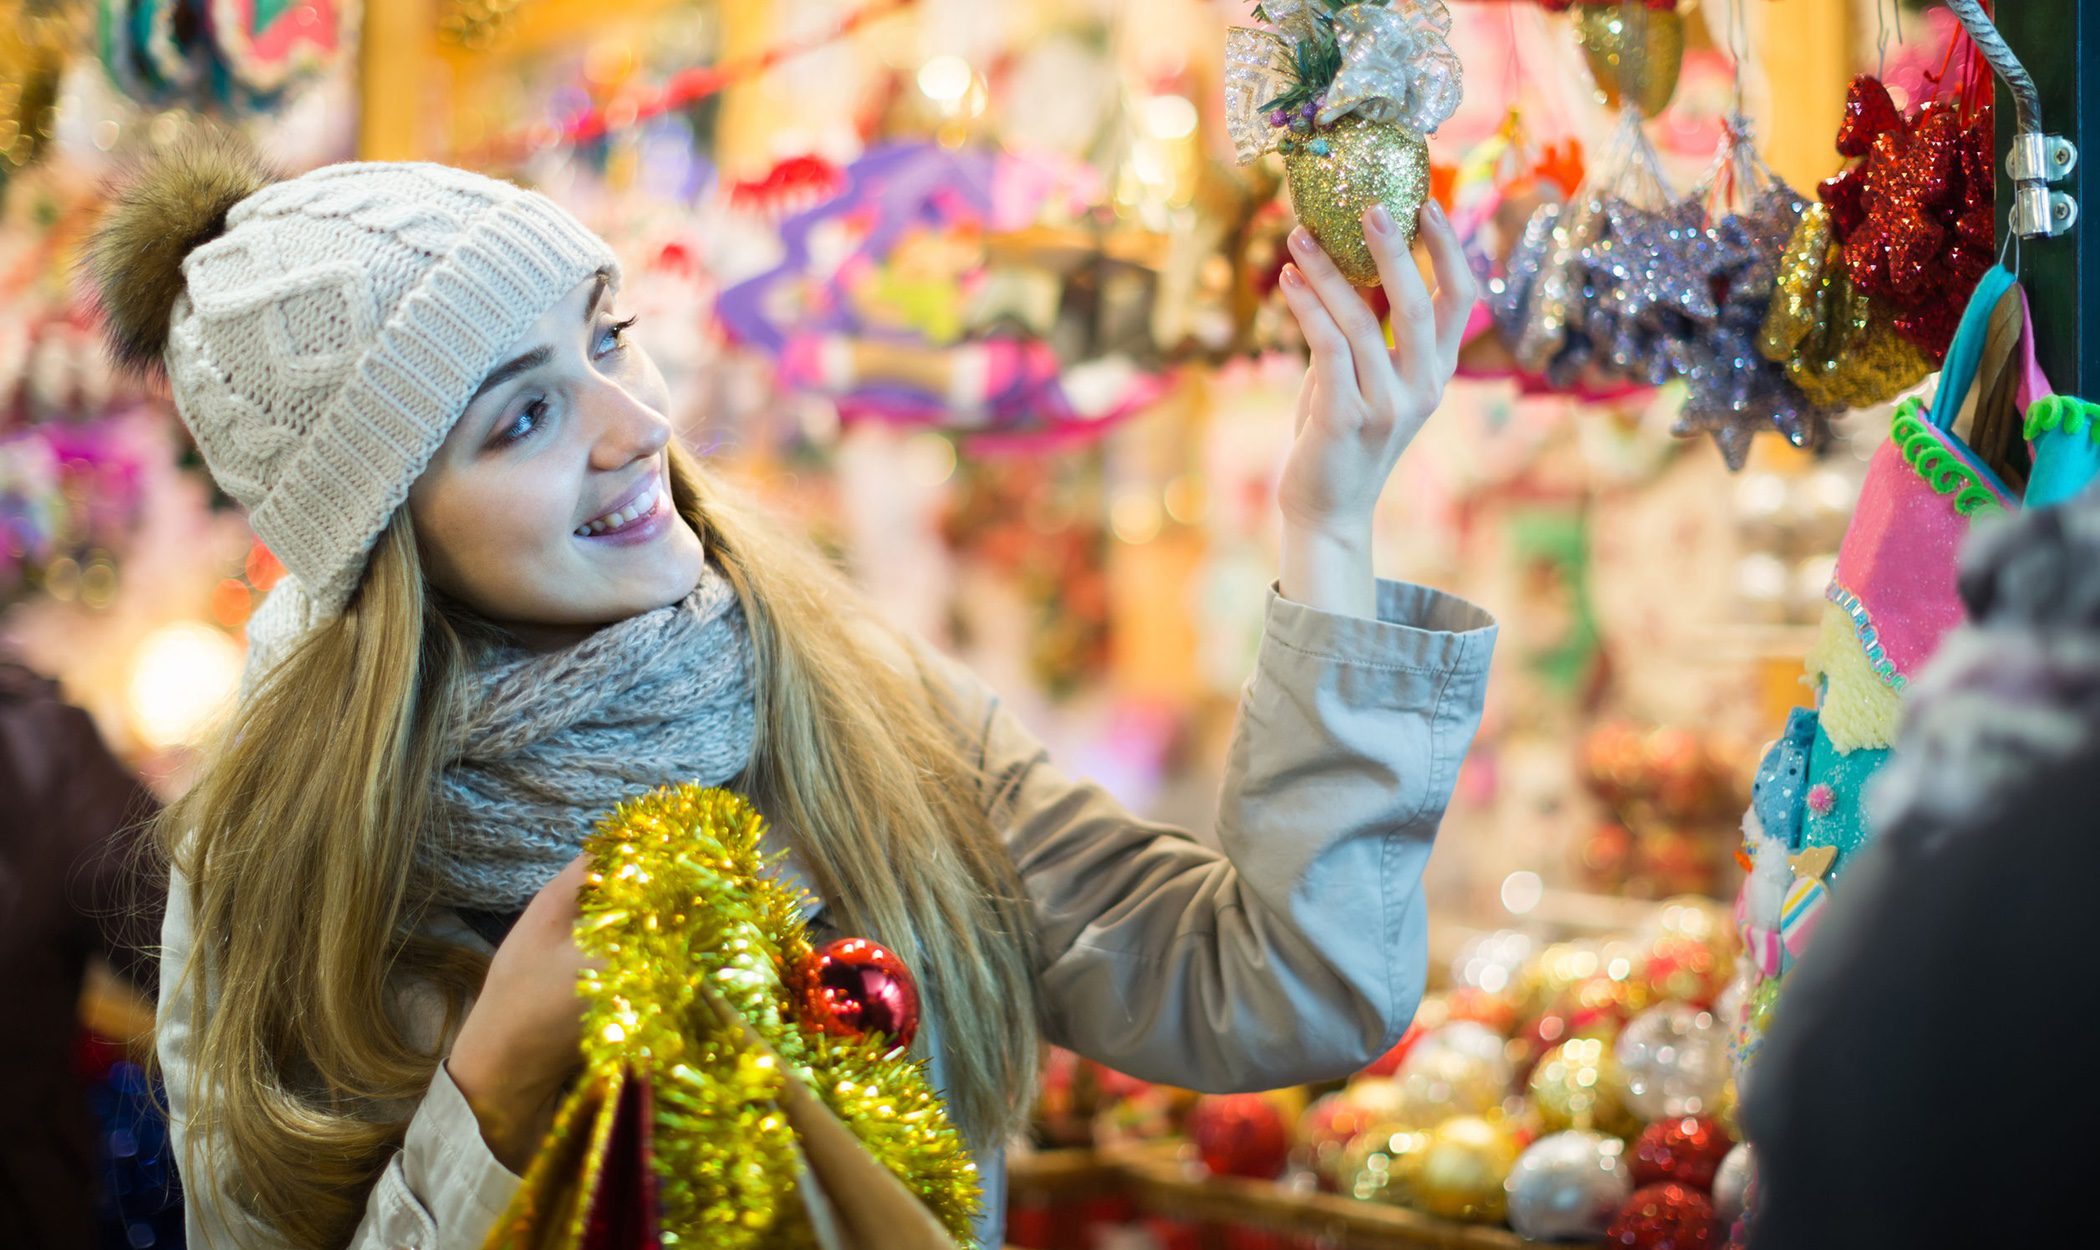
[1818,167,1868,239]
[1608,1183,1717,1250]
[1187,1094,1291,1180]
[1835,75,1903,158]
[796,937,921,1050]
[1630,1116,1735,1191]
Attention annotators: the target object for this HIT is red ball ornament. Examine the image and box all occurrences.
[1361,1022,1424,1078]
[1608,1183,1716,1250]
[797,937,921,1050]
[1630,1116,1735,1191]
[1186,1094,1291,1180]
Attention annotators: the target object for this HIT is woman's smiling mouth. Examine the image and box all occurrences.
[575,470,669,539]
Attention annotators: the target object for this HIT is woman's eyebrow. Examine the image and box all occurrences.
[468,345,551,406]
[466,271,613,407]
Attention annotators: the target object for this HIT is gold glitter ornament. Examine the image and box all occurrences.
[1392,1046,1511,1126]
[1761,203,1931,410]
[1283,114,1432,286]
[1528,1038,1640,1139]
[1340,1122,1433,1204]
[1411,1116,1520,1223]
[1759,204,1834,364]
[483,785,981,1250]
[1573,2,1685,120]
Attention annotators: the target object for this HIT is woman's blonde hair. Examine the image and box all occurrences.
[158,443,1043,1248]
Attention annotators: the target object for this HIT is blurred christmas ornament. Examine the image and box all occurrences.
[1573,1,1685,119]
[1188,1093,1292,1180]
[1617,1005,1729,1120]
[1444,986,1522,1036]
[0,0,71,179]
[1711,1143,1753,1225]
[1093,1084,1186,1148]
[1521,942,1606,1019]
[1334,1076,1412,1127]
[1529,1038,1639,1138]
[1608,1182,1716,1249]
[1642,933,1727,1007]
[795,937,921,1051]
[1227,0,1463,285]
[1506,1131,1633,1242]
[1407,1022,1514,1080]
[1642,897,1734,961]
[1453,930,1537,996]
[1629,1116,1733,1190]
[1413,1116,1519,1223]
[1340,1123,1432,1204]
[1360,1024,1423,1078]
[1032,1047,1101,1146]
[1395,1045,1510,1124]
[1298,1091,1379,1187]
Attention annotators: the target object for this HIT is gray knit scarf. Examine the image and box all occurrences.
[428,559,757,910]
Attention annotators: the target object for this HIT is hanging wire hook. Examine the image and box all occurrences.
[1944,0,2077,239]
[1875,0,1892,81]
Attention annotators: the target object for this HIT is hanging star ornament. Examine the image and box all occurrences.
[1815,75,1994,364]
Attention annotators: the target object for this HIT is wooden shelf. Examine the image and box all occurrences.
[1009,1146,1602,1250]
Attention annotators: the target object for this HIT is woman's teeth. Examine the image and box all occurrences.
[575,486,661,536]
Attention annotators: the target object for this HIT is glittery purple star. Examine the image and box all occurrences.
[1583,196,1721,324]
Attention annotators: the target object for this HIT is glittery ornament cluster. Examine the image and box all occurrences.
[1227,1,1460,286]
[1816,75,1994,363]
[1672,183,1842,470]
[1490,119,1836,468]
[486,784,981,1249]
[1757,203,1932,412]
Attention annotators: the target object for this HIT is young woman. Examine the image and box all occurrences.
[93,141,1493,1250]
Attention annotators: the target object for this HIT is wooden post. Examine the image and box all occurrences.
[358,0,436,160]
[1995,2,2100,398]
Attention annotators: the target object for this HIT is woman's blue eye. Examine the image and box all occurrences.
[599,315,639,356]
[499,398,549,446]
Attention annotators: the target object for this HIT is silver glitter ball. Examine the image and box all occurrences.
[1617,1004,1731,1121]
[1504,1131,1632,1242]
[1713,1141,1756,1226]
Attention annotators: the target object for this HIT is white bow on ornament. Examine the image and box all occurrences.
[1225,0,1465,164]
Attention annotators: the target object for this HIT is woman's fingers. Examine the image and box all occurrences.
[1363,206,1438,392]
[1288,226,1393,408]
[1417,200,1478,378]
[1279,263,1354,406]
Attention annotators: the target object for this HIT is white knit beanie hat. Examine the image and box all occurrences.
[87,139,621,635]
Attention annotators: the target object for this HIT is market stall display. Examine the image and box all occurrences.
[0,0,2059,1246]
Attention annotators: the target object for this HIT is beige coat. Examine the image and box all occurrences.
[158,579,1496,1248]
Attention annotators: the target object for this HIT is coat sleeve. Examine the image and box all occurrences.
[158,869,521,1249]
[920,579,1495,1091]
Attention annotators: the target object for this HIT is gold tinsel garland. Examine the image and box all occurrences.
[484,784,980,1248]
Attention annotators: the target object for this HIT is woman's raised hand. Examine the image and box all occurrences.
[1271,200,1476,618]
[1276,199,1475,535]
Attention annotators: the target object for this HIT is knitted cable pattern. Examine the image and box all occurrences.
[428,560,758,910]
[166,161,619,620]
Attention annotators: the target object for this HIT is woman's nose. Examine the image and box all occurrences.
[585,379,670,471]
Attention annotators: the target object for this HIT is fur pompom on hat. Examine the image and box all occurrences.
[83,134,280,376]
[83,135,620,627]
